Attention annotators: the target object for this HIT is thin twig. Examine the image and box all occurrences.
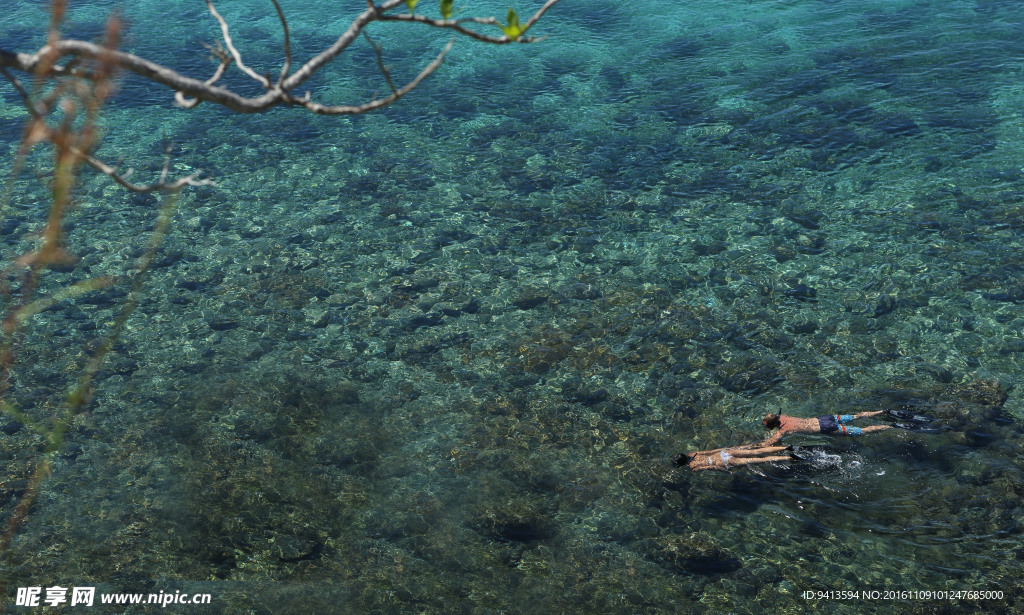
[0,67,41,118]
[296,39,453,115]
[77,147,214,192]
[0,0,561,113]
[280,0,404,90]
[363,31,397,95]
[378,0,561,43]
[204,0,270,87]
[269,0,291,87]
[377,14,511,43]
[520,0,561,33]
[175,44,232,108]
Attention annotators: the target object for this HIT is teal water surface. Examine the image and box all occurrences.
[2,0,1024,613]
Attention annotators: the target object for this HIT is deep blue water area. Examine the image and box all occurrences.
[3,0,1024,612]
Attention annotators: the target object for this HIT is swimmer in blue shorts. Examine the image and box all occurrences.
[760,410,892,445]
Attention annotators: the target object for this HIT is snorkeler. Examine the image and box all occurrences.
[760,409,940,444]
[673,443,797,472]
[760,411,893,445]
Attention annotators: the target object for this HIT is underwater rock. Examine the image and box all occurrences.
[1001,339,1024,354]
[958,272,1000,291]
[646,533,741,575]
[948,379,1008,409]
[914,362,955,383]
[566,388,609,407]
[871,295,898,317]
[922,155,943,173]
[393,276,440,293]
[771,244,798,262]
[875,388,934,408]
[873,115,920,137]
[787,320,819,335]
[403,313,444,330]
[0,217,20,235]
[473,498,557,545]
[512,291,549,310]
[982,287,1024,304]
[720,364,783,395]
[79,288,129,308]
[559,282,602,301]
[783,284,817,301]
[795,233,827,255]
[1,420,23,435]
[207,316,240,331]
[785,210,824,230]
[692,240,728,256]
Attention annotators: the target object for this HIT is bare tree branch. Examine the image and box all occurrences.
[363,31,397,95]
[0,67,41,119]
[270,0,292,87]
[379,0,559,42]
[519,0,561,34]
[377,14,512,44]
[0,0,560,194]
[279,0,406,93]
[1,66,208,192]
[0,0,559,115]
[294,39,454,115]
[204,0,271,88]
[174,43,232,108]
[78,147,214,193]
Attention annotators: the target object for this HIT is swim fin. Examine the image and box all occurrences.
[885,409,935,423]
[787,445,813,461]
[892,422,944,434]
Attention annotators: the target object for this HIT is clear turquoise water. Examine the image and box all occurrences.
[2,0,1024,613]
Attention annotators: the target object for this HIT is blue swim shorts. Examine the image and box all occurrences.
[818,414,861,435]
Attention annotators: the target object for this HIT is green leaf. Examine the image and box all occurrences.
[440,0,453,19]
[500,7,523,38]
[404,0,420,13]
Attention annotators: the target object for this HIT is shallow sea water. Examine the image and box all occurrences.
[2,0,1024,613]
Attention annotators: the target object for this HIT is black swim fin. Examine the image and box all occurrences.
[892,422,944,434]
[787,445,813,461]
[885,408,934,423]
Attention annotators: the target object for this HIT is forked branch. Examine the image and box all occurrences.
[0,0,561,115]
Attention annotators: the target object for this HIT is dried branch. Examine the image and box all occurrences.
[204,0,270,88]
[1,64,210,192]
[279,0,406,93]
[78,147,214,192]
[0,0,560,115]
[270,0,292,86]
[0,67,41,119]
[174,42,232,108]
[379,0,558,42]
[363,31,397,95]
[519,0,561,34]
[376,14,511,44]
[294,39,453,115]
